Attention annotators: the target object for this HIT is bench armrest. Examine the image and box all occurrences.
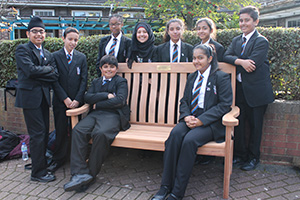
[66,103,90,117]
[222,106,239,127]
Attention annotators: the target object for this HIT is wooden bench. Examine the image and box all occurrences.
[66,62,239,199]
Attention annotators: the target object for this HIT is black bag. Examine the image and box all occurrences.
[6,78,18,90]
[0,129,20,161]
[4,79,18,111]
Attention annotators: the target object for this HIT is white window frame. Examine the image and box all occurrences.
[33,9,55,17]
[71,10,102,17]
[118,12,145,18]
[286,16,300,28]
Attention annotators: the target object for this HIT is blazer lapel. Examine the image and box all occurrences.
[58,49,69,71]
[180,41,187,62]
[29,42,42,65]
[118,36,125,58]
[243,30,258,57]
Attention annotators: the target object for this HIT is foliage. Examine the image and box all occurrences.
[0,27,299,100]
[106,0,257,30]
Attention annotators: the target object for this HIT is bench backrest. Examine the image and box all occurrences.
[117,62,236,126]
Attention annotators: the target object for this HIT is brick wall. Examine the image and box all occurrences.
[261,100,300,166]
[0,88,299,165]
[0,88,55,135]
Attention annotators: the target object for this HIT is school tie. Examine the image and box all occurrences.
[241,37,247,56]
[109,38,117,56]
[66,53,72,64]
[172,44,178,63]
[37,48,44,59]
[102,79,110,85]
[191,75,204,114]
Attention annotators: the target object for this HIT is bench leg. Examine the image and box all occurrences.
[223,127,234,199]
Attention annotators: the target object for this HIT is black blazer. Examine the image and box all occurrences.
[155,41,193,62]
[223,30,274,107]
[15,41,58,109]
[52,48,88,107]
[179,64,232,142]
[96,35,131,73]
[194,39,225,62]
[84,75,130,131]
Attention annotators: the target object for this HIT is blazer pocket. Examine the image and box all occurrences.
[18,82,33,90]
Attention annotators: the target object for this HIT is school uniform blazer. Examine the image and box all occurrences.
[223,30,274,107]
[194,39,225,62]
[154,41,193,62]
[15,41,58,109]
[52,48,88,107]
[84,75,131,131]
[178,64,232,142]
[95,35,131,68]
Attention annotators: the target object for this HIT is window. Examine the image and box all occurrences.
[287,18,300,27]
[118,12,145,18]
[33,9,55,17]
[72,10,102,17]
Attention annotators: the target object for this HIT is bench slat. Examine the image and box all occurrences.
[167,73,177,124]
[149,73,158,123]
[139,73,149,122]
[158,73,167,124]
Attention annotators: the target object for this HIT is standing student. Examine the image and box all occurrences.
[155,19,193,62]
[64,55,130,192]
[152,45,232,200]
[15,16,58,182]
[194,17,224,62]
[95,14,131,75]
[194,17,225,165]
[127,22,156,68]
[223,6,274,171]
[50,27,88,172]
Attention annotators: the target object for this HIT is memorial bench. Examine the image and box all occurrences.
[66,62,239,199]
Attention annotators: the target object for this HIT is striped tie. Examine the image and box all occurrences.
[109,38,117,56]
[241,37,246,55]
[38,48,44,59]
[191,75,204,114]
[172,44,178,62]
[67,53,72,64]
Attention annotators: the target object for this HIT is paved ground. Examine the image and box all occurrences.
[1,148,300,200]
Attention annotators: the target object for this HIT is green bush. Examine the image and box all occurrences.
[0,27,299,100]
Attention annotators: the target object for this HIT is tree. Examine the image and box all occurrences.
[108,0,258,30]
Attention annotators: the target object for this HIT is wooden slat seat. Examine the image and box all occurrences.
[66,62,239,199]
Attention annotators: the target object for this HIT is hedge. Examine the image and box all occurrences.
[0,27,299,100]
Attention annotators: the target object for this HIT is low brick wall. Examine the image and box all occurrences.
[0,88,55,135]
[0,88,299,166]
[261,100,300,166]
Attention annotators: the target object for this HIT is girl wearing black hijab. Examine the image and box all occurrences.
[127,22,156,68]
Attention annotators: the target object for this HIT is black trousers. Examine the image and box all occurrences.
[70,110,120,177]
[234,81,268,160]
[52,105,70,164]
[23,95,49,177]
[161,122,213,198]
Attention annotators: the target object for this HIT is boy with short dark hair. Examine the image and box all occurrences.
[50,27,88,172]
[15,16,58,182]
[64,55,130,192]
[224,6,274,171]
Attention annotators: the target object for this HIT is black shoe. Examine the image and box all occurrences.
[31,172,56,182]
[195,155,215,165]
[47,161,63,172]
[152,186,170,200]
[232,157,245,168]
[166,193,181,200]
[241,158,259,171]
[75,177,96,192]
[64,174,93,192]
